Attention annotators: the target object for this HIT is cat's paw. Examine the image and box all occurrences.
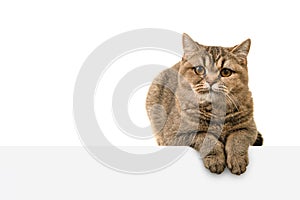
[203,154,226,174]
[226,154,249,175]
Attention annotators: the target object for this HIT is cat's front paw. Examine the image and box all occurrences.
[203,154,226,174]
[226,154,249,175]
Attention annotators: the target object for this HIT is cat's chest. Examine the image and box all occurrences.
[178,108,241,141]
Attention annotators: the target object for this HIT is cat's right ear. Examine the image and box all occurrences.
[182,33,199,56]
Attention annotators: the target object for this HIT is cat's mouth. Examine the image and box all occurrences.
[192,83,228,95]
[195,89,227,103]
[196,88,224,95]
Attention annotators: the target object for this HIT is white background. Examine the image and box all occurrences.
[1,0,300,146]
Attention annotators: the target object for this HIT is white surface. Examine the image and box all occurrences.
[0,146,299,200]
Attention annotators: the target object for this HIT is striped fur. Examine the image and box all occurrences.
[146,33,262,175]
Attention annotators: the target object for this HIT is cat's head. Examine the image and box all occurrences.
[178,33,251,107]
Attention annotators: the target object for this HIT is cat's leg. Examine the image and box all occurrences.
[252,131,263,146]
[225,130,256,175]
[191,134,226,174]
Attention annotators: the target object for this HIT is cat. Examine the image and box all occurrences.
[146,33,263,175]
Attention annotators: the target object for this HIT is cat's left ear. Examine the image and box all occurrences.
[182,33,199,57]
[231,39,251,65]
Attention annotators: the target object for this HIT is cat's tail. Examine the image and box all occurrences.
[252,131,263,146]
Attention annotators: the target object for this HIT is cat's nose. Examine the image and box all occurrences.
[206,79,217,87]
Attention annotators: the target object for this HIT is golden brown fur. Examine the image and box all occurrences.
[146,33,263,175]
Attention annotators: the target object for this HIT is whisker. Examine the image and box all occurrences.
[218,85,227,89]
[228,92,241,107]
[226,93,239,111]
[215,83,240,111]
[193,84,209,93]
[195,83,205,87]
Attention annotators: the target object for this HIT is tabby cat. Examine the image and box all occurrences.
[146,33,263,175]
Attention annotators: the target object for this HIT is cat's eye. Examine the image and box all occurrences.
[194,66,206,75]
[220,68,233,77]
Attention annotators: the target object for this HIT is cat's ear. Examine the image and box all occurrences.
[231,39,251,65]
[182,33,199,56]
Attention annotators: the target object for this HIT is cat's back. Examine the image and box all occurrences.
[145,63,180,121]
